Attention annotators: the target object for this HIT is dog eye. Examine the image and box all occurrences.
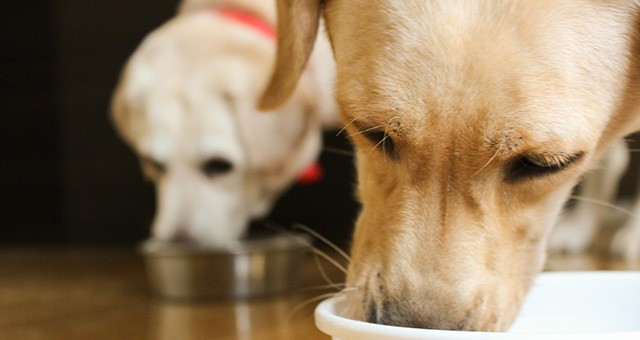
[361,129,397,159]
[505,152,583,182]
[201,158,233,177]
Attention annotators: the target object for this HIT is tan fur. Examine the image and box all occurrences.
[261,0,640,331]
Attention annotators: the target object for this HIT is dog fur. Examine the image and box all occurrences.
[260,0,640,331]
[111,0,336,246]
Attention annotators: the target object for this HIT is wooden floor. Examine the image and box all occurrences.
[0,246,638,340]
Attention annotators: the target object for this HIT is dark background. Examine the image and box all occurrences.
[1,0,359,246]
[3,1,639,247]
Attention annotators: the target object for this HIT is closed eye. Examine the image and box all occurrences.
[505,152,584,182]
[358,128,397,159]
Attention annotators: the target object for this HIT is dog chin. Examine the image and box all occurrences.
[152,219,249,246]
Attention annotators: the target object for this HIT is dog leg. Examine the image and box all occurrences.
[548,139,629,254]
[611,184,640,261]
[611,210,640,261]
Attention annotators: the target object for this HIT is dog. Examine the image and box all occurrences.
[260,0,640,331]
[110,0,336,246]
[549,139,640,262]
[549,140,629,255]
[612,184,640,261]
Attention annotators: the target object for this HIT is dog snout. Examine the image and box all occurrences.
[349,269,513,332]
[167,228,194,243]
[361,288,503,331]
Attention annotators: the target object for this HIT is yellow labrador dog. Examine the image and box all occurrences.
[260,0,640,331]
[111,0,336,245]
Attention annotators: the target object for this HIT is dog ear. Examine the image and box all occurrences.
[259,0,323,111]
[110,80,133,144]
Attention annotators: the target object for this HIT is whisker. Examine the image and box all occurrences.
[338,287,359,294]
[314,252,344,291]
[347,124,386,138]
[338,303,354,318]
[262,221,319,248]
[293,224,351,263]
[568,195,635,217]
[380,117,399,160]
[309,248,348,274]
[287,288,359,321]
[302,282,346,292]
[334,288,361,317]
[287,292,338,322]
[336,112,368,137]
[263,221,348,274]
[471,147,501,179]
[370,133,391,156]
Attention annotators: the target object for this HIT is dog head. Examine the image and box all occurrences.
[111,10,330,246]
[261,0,640,331]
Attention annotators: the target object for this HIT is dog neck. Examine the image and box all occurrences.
[215,7,276,41]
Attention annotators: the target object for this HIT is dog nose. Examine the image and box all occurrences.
[367,306,462,330]
[170,229,194,242]
[365,298,493,331]
[366,302,453,330]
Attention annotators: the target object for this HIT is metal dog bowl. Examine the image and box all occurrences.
[140,232,312,300]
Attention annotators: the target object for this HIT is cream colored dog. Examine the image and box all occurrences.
[549,139,640,261]
[548,140,629,254]
[260,0,640,331]
[111,0,336,246]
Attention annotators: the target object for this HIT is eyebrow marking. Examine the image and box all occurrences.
[347,124,386,138]
[336,111,369,137]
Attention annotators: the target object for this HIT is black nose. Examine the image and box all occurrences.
[366,300,470,330]
[170,229,193,242]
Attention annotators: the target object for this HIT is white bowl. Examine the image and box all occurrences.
[315,271,640,340]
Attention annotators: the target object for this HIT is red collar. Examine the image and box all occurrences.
[216,8,276,41]
[297,162,323,185]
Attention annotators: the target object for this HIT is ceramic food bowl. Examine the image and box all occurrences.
[315,271,640,340]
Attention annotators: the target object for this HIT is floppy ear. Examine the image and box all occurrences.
[259,0,323,111]
[110,77,134,145]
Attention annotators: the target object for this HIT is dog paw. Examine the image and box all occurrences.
[610,223,640,262]
[548,213,596,254]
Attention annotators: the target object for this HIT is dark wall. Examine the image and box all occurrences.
[54,0,177,243]
[1,1,358,246]
[2,1,177,244]
[7,1,637,247]
[1,1,62,242]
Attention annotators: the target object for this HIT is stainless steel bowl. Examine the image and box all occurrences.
[139,232,312,300]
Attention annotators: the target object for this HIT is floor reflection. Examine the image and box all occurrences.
[546,252,640,271]
[0,246,637,339]
[145,251,640,340]
[149,293,326,340]
[234,303,252,340]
